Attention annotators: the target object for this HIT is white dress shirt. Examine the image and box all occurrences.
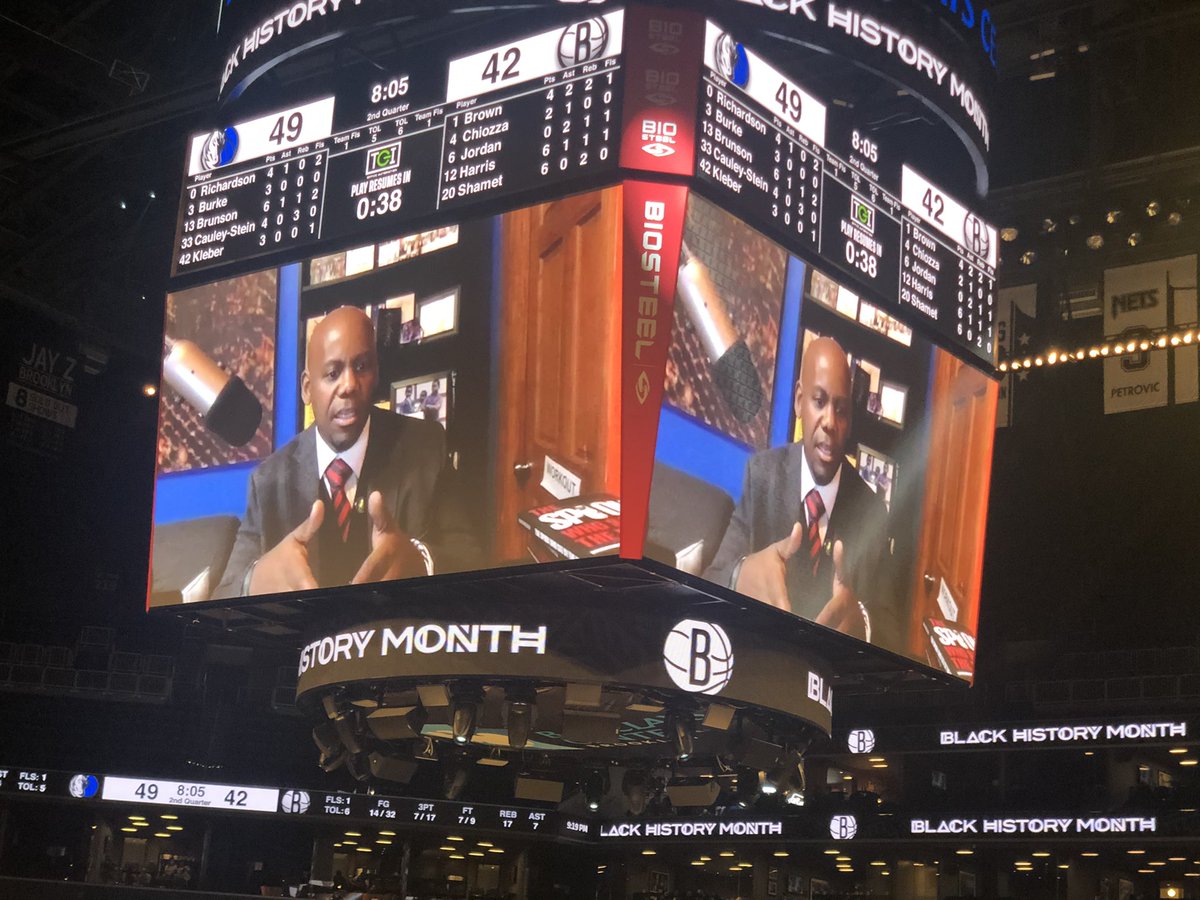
[314,416,371,506]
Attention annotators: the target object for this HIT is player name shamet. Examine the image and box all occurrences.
[456,174,504,197]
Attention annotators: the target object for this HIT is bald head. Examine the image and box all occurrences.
[302,306,378,451]
[795,336,852,485]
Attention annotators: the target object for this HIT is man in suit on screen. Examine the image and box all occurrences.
[215,306,471,597]
[704,336,894,646]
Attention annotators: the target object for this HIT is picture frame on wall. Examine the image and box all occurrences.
[391,370,453,430]
[418,287,460,340]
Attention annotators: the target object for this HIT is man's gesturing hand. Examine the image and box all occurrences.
[815,540,868,640]
[352,491,426,584]
[733,522,805,611]
[249,500,323,595]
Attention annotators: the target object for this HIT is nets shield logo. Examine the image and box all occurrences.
[557,18,609,68]
[280,790,311,814]
[963,213,990,260]
[199,126,239,172]
[663,619,734,694]
[847,729,876,754]
[68,774,99,799]
[714,33,750,88]
[830,814,858,840]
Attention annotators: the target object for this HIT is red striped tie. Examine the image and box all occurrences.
[803,488,825,575]
[324,458,354,542]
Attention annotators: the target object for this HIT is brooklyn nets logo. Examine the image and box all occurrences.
[830,814,858,840]
[557,17,609,68]
[846,729,876,754]
[280,790,311,814]
[662,619,734,694]
[963,213,990,260]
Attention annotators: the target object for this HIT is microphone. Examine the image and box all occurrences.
[162,337,263,446]
[676,242,764,423]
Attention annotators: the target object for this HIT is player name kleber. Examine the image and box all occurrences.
[298,624,548,675]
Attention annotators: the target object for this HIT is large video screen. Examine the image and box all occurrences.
[645,194,996,680]
[150,187,622,606]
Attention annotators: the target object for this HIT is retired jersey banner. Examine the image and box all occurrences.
[994,284,1036,428]
[1103,255,1198,415]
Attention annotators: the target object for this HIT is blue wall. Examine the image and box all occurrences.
[654,258,806,504]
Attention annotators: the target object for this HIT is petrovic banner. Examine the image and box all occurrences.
[1103,255,1198,415]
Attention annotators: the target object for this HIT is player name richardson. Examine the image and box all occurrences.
[701,89,770,195]
[181,171,262,262]
[443,103,508,200]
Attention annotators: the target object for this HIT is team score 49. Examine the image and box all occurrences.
[775,81,803,123]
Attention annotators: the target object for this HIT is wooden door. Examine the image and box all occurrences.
[909,352,998,648]
[494,188,622,562]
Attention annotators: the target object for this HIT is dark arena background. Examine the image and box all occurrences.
[4,1,1200,899]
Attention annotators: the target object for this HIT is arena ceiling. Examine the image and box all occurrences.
[2,0,1200,364]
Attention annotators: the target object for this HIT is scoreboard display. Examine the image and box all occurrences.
[173,3,998,372]
[694,21,997,368]
[175,11,623,276]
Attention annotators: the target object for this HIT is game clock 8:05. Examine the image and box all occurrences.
[100,776,280,812]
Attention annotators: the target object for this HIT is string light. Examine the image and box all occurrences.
[1000,326,1200,373]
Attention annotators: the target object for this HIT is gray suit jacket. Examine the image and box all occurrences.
[703,444,898,650]
[214,408,471,598]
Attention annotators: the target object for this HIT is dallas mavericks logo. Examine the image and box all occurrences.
[663,619,734,694]
[280,790,311,814]
[199,126,240,172]
[69,774,100,799]
[714,33,750,88]
[830,814,858,840]
[557,17,609,67]
[847,729,876,754]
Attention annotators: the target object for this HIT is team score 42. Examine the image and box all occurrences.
[922,187,946,225]
[483,47,521,84]
[223,789,249,807]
